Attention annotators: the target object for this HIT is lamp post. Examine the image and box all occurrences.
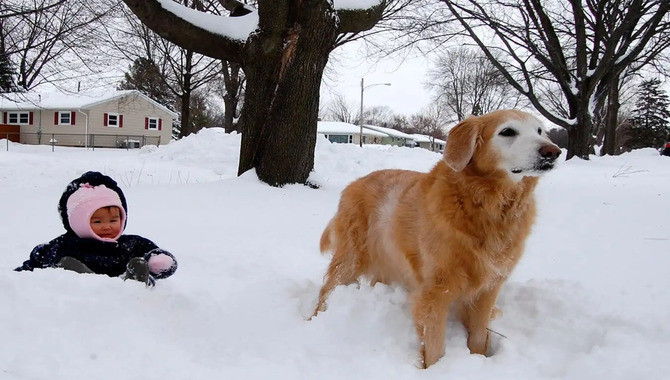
[359,78,391,147]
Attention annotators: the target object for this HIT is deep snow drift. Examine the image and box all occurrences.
[1,129,668,380]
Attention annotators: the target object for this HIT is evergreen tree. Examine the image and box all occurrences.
[625,79,670,150]
[0,28,16,93]
[0,54,15,93]
[118,58,175,110]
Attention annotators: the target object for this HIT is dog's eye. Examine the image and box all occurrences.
[499,128,518,137]
[537,128,542,135]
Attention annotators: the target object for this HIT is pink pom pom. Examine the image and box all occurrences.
[148,254,174,273]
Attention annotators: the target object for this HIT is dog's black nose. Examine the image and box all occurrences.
[539,144,561,160]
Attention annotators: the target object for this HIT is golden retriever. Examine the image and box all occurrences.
[311,109,561,368]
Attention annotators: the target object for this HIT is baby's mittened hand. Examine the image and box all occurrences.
[148,254,175,275]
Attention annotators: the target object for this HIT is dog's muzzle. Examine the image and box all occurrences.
[534,144,562,171]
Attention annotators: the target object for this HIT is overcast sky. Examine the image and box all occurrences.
[320,40,434,119]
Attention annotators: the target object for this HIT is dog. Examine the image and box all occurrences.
[311,109,561,368]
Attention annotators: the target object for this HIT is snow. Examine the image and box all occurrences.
[1,129,669,379]
[333,0,384,10]
[318,121,387,137]
[0,90,178,118]
[0,90,136,110]
[412,134,446,144]
[155,0,258,41]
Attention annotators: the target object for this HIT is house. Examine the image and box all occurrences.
[0,90,176,148]
[363,124,416,147]
[412,134,446,153]
[317,121,387,145]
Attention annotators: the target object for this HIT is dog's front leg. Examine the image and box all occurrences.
[412,287,454,368]
[462,284,503,356]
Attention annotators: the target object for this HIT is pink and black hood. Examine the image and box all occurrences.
[58,171,128,242]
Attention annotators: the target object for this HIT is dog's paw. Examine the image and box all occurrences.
[491,306,503,320]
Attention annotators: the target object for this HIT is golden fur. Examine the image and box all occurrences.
[312,109,561,368]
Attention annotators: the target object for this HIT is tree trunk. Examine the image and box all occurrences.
[567,110,594,159]
[223,62,242,133]
[236,3,337,186]
[179,89,192,138]
[179,51,193,138]
[601,76,621,156]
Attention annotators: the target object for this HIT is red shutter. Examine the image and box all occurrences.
[145,117,148,130]
[158,118,162,131]
[54,112,59,125]
[2,112,6,124]
[104,113,108,126]
[71,111,76,125]
[119,115,123,128]
[29,112,34,125]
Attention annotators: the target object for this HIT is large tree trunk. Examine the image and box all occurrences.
[119,0,386,187]
[601,76,621,156]
[236,3,337,186]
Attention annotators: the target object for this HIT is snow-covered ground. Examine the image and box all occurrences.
[1,129,668,380]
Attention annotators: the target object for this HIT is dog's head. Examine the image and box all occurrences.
[443,110,561,180]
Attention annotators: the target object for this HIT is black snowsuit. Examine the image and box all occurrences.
[15,171,177,279]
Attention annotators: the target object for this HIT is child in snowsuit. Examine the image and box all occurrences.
[15,171,177,286]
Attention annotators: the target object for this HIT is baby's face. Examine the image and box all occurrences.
[90,206,122,239]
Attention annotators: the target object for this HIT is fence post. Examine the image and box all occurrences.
[51,134,55,152]
[92,134,95,151]
[157,135,161,147]
[5,132,8,151]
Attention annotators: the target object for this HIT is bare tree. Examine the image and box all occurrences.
[436,0,670,160]
[324,93,356,123]
[3,0,115,91]
[105,1,222,138]
[120,0,409,187]
[409,106,448,151]
[427,47,527,123]
[361,105,395,127]
[0,0,66,20]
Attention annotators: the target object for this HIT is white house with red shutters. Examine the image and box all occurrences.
[0,90,176,148]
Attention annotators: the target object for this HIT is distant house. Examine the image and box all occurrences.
[0,90,177,148]
[412,134,446,153]
[317,121,387,145]
[363,124,416,147]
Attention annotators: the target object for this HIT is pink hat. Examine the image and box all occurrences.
[66,183,126,242]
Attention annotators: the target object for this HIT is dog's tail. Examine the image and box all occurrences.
[319,219,335,254]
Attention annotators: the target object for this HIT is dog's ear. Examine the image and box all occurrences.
[443,117,480,171]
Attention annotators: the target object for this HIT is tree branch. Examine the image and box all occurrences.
[336,1,387,34]
[120,0,246,61]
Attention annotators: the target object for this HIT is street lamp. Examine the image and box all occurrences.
[359,78,391,147]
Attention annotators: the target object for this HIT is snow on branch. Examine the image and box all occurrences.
[333,0,383,10]
[156,0,257,41]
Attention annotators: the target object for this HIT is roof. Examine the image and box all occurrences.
[317,121,387,137]
[364,124,416,140]
[412,134,446,144]
[0,90,178,118]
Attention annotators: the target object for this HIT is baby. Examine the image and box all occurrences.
[15,171,177,286]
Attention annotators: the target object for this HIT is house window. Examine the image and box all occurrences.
[59,111,71,125]
[108,113,119,127]
[7,112,30,125]
[148,117,158,130]
[105,113,121,128]
[328,135,351,144]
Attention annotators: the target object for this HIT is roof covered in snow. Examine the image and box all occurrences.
[318,121,387,137]
[364,124,416,140]
[0,90,178,118]
[412,134,446,144]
